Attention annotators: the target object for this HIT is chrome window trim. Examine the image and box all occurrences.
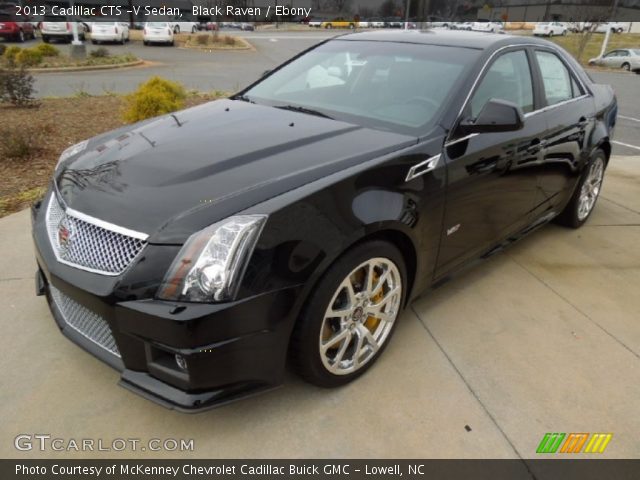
[446,42,591,144]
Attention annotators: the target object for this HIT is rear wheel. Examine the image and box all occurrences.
[290,241,406,387]
[622,62,631,71]
[174,26,180,34]
[42,35,49,43]
[17,30,25,42]
[555,150,606,228]
[191,26,197,33]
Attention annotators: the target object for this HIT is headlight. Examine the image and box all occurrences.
[55,140,89,171]
[157,215,267,303]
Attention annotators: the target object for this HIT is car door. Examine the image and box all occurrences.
[532,48,595,213]
[602,51,621,68]
[435,48,544,277]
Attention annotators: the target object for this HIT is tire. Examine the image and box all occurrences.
[91,40,97,44]
[17,30,25,42]
[191,26,197,33]
[622,63,630,71]
[120,35,125,45]
[143,40,148,46]
[349,23,355,29]
[555,150,606,228]
[42,35,49,43]
[548,31,553,37]
[617,28,623,33]
[174,26,180,34]
[562,29,567,35]
[290,240,406,388]
[326,24,332,29]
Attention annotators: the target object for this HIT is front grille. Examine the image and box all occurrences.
[45,194,147,276]
[49,286,121,357]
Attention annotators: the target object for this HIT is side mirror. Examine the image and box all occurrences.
[458,99,524,135]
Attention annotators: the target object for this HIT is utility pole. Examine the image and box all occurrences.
[598,0,620,58]
[404,0,411,30]
[68,0,86,59]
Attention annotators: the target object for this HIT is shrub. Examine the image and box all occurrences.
[223,35,236,46]
[0,65,37,107]
[3,46,22,64]
[123,76,186,123]
[0,44,6,56]
[195,33,209,45]
[89,47,110,58]
[15,48,43,67]
[0,125,43,160]
[34,43,60,57]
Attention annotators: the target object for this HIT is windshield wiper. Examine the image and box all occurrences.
[234,94,255,103]
[274,104,334,120]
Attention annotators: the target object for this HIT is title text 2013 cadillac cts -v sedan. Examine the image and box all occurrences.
[32,31,616,411]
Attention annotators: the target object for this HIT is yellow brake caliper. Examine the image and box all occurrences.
[365,269,383,332]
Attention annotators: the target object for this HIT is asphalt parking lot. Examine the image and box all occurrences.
[0,155,638,460]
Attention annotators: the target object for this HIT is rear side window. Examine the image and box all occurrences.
[535,51,582,106]
[470,50,534,117]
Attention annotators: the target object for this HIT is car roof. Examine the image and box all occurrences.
[338,29,554,51]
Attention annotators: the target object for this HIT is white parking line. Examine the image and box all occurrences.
[619,115,640,123]
[613,140,640,152]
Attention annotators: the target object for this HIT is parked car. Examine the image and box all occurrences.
[90,22,129,44]
[0,12,36,42]
[205,22,219,31]
[533,22,567,36]
[32,30,616,411]
[385,17,404,28]
[369,18,385,28]
[589,48,640,72]
[595,22,627,33]
[322,18,357,29]
[40,20,87,43]
[166,19,198,34]
[308,18,323,28]
[239,22,255,31]
[471,21,504,33]
[142,22,174,46]
[451,22,473,30]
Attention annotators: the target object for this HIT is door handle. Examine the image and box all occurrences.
[406,154,441,182]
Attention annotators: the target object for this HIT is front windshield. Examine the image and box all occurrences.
[242,39,480,135]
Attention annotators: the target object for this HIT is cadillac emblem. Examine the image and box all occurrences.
[57,217,74,252]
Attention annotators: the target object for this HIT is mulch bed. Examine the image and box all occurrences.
[0,95,215,217]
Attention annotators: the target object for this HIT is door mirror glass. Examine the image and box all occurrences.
[459,99,524,134]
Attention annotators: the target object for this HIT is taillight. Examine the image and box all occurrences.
[115,26,119,34]
[66,22,70,31]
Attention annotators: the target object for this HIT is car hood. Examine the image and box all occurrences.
[56,99,416,243]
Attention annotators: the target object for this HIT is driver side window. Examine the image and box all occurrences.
[470,50,534,118]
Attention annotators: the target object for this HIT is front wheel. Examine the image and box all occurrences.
[622,63,631,71]
[555,150,606,228]
[290,241,406,387]
[17,30,25,42]
[191,26,197,33]
[174,26,180,34]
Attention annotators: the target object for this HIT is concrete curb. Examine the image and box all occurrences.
[28,59,144,74]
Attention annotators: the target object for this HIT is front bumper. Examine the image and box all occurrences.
[32,197,301,412]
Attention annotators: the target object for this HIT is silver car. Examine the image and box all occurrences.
[589,49,640,72]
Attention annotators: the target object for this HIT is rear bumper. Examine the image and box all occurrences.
[32,197,302,412]
[91,33,121,41]
[144,35,172,43]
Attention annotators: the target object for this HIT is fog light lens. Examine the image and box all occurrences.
[175,354,187,371]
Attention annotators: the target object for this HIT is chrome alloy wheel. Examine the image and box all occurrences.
[319,258,402,375]
[577,157,604,221]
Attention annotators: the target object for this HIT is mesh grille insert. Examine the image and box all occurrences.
[45,195,147,276]
[50,286,121,358]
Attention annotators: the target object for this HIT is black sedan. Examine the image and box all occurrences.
[32,30,616,411]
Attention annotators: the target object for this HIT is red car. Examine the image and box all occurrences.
[0,12,36,42]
